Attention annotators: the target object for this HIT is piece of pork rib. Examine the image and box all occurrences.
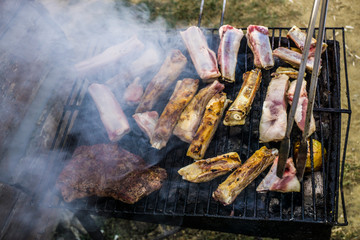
[257,157,300,193]
[88,83,130,142]
[136,49,187,113]
[124,77,143,106]
[181,26,221,82]
[287,80,316,136]
[133,111,159,142]
[246,25,274,70]
[273,47,319,73]
[173,80,224,143]
[218,25,244,83]
[151,78,199,150]
[259,74,289,143]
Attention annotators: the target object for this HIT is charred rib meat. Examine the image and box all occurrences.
[271,67,305,79]
[246,25,274,69]
[151,78,199,150]
[56,144,167,204]
[223,68,261,126]
[174,80,224,143]
[178,152,241,183]
[187,92,230,160]
[136,49,187,113]
[88,83,130,142]
[259,74,289,143]
[181,26,221,82]
[218,25,244,83]
[212,146,278,206]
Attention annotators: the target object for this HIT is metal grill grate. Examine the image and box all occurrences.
[44,25,351,238]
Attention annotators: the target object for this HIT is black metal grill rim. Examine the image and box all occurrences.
[39,26,351,231]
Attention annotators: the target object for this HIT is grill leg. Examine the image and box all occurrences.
[74,210,104,240]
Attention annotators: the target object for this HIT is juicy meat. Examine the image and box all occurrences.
[56,144,167,203]
[75,36,144,75]
[136,49,187,113]
[178,152,241,183]
[124,77,143,105]
[129,48,161,77]
[287,80,316,135]
[133,111,159,141]
[151,78,199,150]
[173,80,224,143]
[259,74,289,143]
[256,157,300,193]
[212,146,278,206]
[218,25,244,83]
[223,68,262,126]
[271,67,305,79]
[287,25,327,57]
[273,47,318,72]
[88,83,130,142]
[180,26,221,82]
[246,25,274,69]
[187,93,230,160]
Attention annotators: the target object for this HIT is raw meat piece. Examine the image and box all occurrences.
[136,49,187,113]
[223,68,261,126]
[124,77,143,105]
[218,25,244,83]
[256,157,300,193]
[246,25,274,69]
[187,92,230,160]
[173,80,224,143]
[56,144,167,204]
[259,74,289,143]
[212,146,278,206]
[273,47,318,72]
[178,152,241,183]
[180,26,221,82]
[151,78,199,150]
[133,111,159,141]
[88,83,130,142]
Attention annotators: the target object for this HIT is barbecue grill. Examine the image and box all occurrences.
[0,0,351,239]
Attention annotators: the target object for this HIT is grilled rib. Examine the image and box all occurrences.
[136,49,187,113]
[273,47,319,72]
[259,74,289,143]
[271,67,306,79]
[246,25,274,69]
[88,83,130,142]
[187,92,230,160]
[223,68,261,126]
[218,25,244,83]
[180,26,221,82]
[178,152,241,183]
[212,146,278,206]
[151,78,199,150]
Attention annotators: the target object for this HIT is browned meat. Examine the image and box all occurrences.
[88,83,130,142]
[151,78,199,149]
[246,25,274,69]
[271,67,306,79]
[173,80,225,143]
[56,144,167,204]
[136,49,187,113]
[180,26,221,82]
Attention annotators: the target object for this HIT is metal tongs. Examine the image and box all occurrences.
[277,0,329,180]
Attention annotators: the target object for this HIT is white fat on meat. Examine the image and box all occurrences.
[259,74,289,143]
[133,111,159,142]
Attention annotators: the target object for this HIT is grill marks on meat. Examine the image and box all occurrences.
[218,25,244,83]
[180,26,221,82]
[151,78,199,150]
[173,80,224,143]
[246,25,274,69]
[223,68,261,126]
[212,146,278,206]
[287,80,316,135]
[259,74,289,143]
[256,157,300,193]
[187,92,230,160]
[136,49,187,113]
[273,47,318,72]
[56,144,167,203]
[88,83,130,142]
[178,152,241,183]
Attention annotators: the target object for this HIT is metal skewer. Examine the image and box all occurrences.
[276,0,323,178]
